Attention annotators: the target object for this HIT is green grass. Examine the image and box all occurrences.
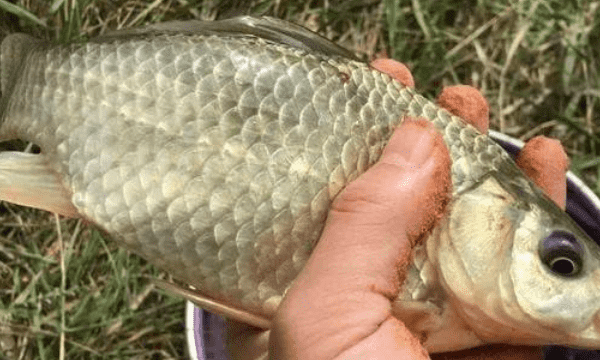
[0,208,187,359]
[0,0,598,359]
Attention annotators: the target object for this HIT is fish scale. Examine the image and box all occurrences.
[2,32,409,312]
[1,16,600,353]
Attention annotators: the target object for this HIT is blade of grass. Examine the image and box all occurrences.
[498,0,541,131]
[556,114,600,146]
[54,214,65,360]
[0,0,46,27]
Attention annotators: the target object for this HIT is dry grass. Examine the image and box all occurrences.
[0,0,598,359]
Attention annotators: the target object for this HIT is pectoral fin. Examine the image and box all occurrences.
[153,278,271,329]
[0,152,79,217]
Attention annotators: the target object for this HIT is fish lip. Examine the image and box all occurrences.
[592,311,600,342]
[558,311,600,349]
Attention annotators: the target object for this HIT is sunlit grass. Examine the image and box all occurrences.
[384,0,600,192]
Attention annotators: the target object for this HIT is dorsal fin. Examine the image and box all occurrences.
[93,16,360,61]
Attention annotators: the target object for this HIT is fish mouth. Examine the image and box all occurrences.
[591,311,600,344]
[537,311,600,360]
[559,311,600,349]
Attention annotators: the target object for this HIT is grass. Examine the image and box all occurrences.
[0,208,187,359]
[0,0,598,359]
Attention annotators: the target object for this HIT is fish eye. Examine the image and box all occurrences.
[539,230,584,277]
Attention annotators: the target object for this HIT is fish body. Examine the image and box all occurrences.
[1,16,600,353]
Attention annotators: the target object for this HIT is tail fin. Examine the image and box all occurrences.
[1,33,43,99]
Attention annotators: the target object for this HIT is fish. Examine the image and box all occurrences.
[1,15,599,353]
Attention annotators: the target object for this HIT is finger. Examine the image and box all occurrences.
[431,344,543,360]
[436,85,489,134]
[516,136,568,210]
[371,58,415,88]
[270,119,451,360]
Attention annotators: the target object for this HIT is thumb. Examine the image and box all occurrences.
[312,117,452,294]
[331,118,452,249]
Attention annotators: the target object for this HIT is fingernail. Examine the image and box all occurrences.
[383,119,437,166]
[370,58,415,88]
[437,85,489,133]
[516,136,568,210]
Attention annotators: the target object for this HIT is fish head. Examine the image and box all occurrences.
[432,169,600,349]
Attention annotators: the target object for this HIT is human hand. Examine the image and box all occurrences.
[269,116,451,359]
[225,59,568,360]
